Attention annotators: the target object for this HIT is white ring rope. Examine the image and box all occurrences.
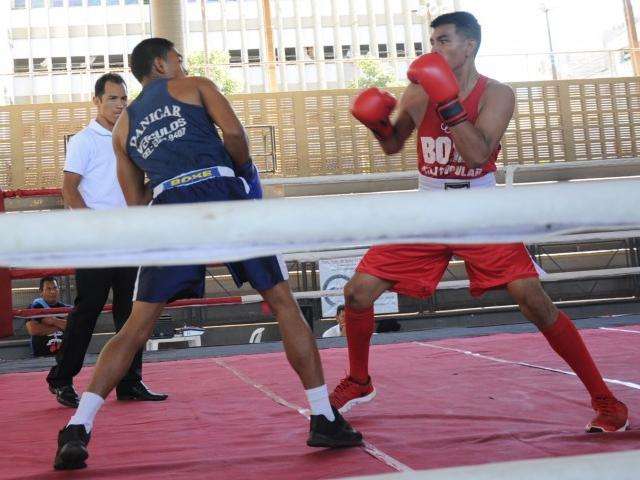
[259,158,640,188]
[0,180,638,268]
[281,229,640,263]
[349,449,640,480]
[262,170,417,186]
[16,266,640,319]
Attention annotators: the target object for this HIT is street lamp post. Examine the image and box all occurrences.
[623,0,640,76]
[200,0,209,78]
[541,4,559,80]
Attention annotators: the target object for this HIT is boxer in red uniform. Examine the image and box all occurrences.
[330,11,629,433]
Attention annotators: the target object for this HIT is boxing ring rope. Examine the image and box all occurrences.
[9,268,75,280]
[357,449,640,480]
[1,188,62,199]
[13,266,640,320]
[1,157,639,204]
[2,179,640,335]
[0,180,639,269]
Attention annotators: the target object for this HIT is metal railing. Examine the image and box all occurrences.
[0,76,639,190]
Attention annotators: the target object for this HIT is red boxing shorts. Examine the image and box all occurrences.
[357,243,539,298]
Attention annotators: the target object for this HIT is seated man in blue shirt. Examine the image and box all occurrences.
[25,276,68,357]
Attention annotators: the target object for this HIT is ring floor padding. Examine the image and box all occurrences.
[0,326,638,479]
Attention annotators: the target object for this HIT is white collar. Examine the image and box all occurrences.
[88,119,113,137]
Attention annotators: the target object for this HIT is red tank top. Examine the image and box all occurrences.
[416,75,499,179]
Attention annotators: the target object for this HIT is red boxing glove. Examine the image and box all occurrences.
[407,53,468,127]
[350,87,397,140]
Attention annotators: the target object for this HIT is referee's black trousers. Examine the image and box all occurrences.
[47,267,142,388]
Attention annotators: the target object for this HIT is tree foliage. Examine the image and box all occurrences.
[187,50,242,94]
[348,57,401,89]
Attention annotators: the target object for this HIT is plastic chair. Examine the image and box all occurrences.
[249,327,266,344]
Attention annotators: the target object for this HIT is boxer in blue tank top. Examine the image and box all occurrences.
[54,38,362,471]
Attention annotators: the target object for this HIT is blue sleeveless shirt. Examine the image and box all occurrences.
[126,79,234,188]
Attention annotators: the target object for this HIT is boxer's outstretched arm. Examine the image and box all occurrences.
[113,109,148,206]
[195,77,250,167]
[449,82,514,169]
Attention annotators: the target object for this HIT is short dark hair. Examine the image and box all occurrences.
[431,11,482,55]
[39,276,58,291]
[336,305,345,315]
[130,37,174,82]
[94,73,126,98]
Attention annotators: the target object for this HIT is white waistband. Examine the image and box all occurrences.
[418,173,496,191]
[152,166,238,199]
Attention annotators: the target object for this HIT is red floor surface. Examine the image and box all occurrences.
[0,326,638,479]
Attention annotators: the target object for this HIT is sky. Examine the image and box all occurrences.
[458,0,637,54]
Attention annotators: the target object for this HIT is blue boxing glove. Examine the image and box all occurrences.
[234,159,263,199]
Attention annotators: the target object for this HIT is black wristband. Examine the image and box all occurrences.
[437,99,468,127]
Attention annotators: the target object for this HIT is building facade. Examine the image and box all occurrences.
[2,0,635,105]
[3,0,450,104]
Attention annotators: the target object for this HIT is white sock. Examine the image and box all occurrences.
[305,385,335,421]
[68,392,105,433]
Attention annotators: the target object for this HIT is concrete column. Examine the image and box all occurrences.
[259,0,277,92]
[624,0,640,76]
[330,0,345,88]
[149,0,187,56]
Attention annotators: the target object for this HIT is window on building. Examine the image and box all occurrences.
[341,45,352,59]
[109,54,124,68]
[88,0,102,6]
[360,44,370,56]
[71,56,86,70]
[13,59,29,73]
[284,47,296,61]
[247,48,260,63]
[31,0,45,7]
[52,57,67,71]
[107,0,119,5]
[51,0,63,6]
[323,46,335,60]
[12,0,26,9]
[396,43,406,57]
[414,42,423,56]
[378,44,388,58]
[33,57,48,71]
[90,55,105,69]
[304,46,315,60]
[125,0,139,4]
[229,49,242,63]
[69,0,83,6]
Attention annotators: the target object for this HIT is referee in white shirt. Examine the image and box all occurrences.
[46,73,166,407]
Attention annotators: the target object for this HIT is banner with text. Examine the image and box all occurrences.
[319,256,398,318]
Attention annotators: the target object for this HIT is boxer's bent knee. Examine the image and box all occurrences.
[260,281,299,314]
[344,277,380,310]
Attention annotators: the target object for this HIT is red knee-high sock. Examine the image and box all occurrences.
[345,306,375,384]
[542,311,612,399]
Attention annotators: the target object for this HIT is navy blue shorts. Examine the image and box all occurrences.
[133,178,288,303]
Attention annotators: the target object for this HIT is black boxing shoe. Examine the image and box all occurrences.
[307,406,364,448]
[116,381,168,402]
[53,424,91,470]
[48,384,80,408]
